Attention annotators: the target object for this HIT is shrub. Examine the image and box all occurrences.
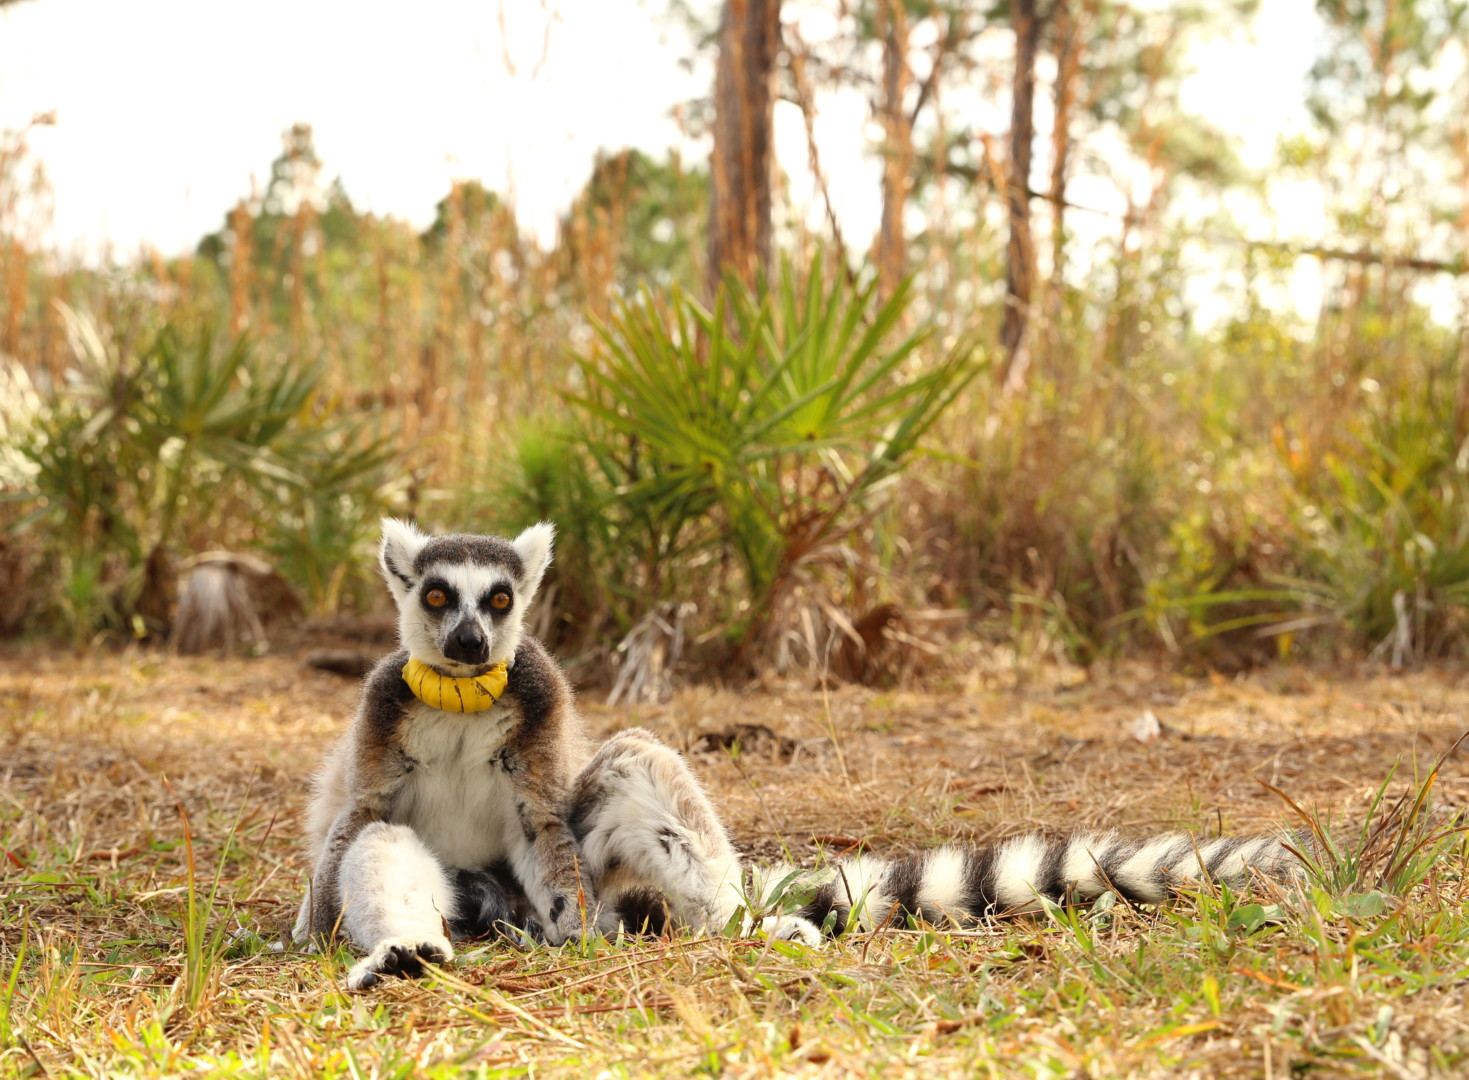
[551,257,984,670]
[1278,361,1469,663]
[467,416,615,650]
[1,310,396,642]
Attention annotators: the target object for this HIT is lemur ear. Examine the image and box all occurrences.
[511,522,555,598]
[379,517,430,601]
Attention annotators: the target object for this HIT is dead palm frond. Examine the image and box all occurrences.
[171,551,275,655]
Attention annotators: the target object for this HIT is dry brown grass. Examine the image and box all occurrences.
[3,646,1469,1077]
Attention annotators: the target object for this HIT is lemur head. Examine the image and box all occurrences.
[378,519,554,676]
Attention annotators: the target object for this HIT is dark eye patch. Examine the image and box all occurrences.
[420,579,458,613]
[480,586,514,615]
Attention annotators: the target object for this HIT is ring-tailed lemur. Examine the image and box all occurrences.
[294,520,1306,990]
[294,519,749,989]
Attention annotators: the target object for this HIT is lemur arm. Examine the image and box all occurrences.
[509,772,595,943]
[492,712,593,940]
[497,637,597,943]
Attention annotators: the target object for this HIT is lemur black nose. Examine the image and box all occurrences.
[445,621,489,663]
[453,624,485,652]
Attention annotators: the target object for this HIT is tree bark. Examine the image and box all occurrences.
[877,0,912,299]
[1047,1,1080,301]
[709,0,782,296]
[1000,0,1047,393]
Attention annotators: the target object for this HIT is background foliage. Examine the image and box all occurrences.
[2,0,1468,679]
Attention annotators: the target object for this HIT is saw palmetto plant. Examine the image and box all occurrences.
[565,256,984,668]
[3,309,394,640]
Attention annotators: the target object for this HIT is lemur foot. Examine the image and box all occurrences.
[347,935,453,990]
[752,915,823,948]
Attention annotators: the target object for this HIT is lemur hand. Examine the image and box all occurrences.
[542,890,596,945]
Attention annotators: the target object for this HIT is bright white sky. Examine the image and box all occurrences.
[1,0,1324,279]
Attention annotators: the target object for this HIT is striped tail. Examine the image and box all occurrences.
[749,831,1306,942]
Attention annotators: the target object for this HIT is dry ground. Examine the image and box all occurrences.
[3,646,1469,1078]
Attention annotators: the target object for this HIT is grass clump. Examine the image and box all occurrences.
[1270,732,1469,903]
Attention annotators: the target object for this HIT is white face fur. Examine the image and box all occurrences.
[378,518,555,676]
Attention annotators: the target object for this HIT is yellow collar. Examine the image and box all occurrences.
[402,656,509,713]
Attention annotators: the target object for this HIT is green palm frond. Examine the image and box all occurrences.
[561,254,986,649]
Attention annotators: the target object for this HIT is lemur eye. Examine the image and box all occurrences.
[425,588,448,608]
[490,591,511,610]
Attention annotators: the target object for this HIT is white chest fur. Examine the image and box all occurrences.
[390,702,521,869]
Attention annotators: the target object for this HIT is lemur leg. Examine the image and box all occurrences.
[568,729,744,936]
[334,822,458,990]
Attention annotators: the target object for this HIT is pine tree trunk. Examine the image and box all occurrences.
[709,0,781,295]
[877,0,912,299]
[1000,0,1045,392]
[1048,1,1079,300]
